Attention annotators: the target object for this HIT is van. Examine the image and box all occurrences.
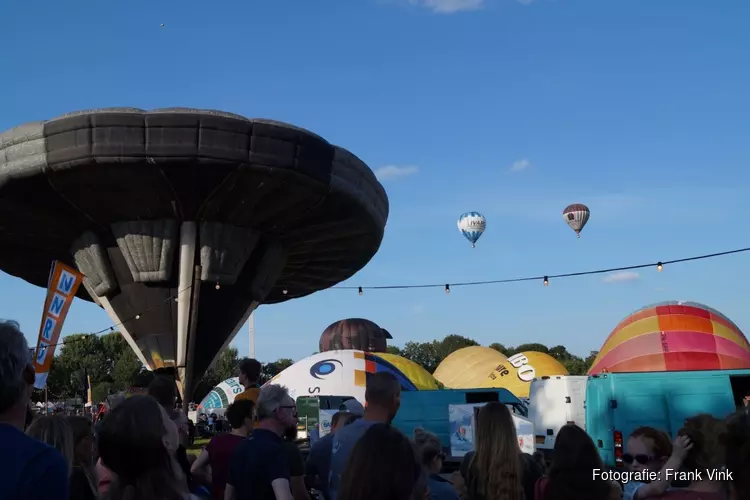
[390,388,528,467]
[527,375,587,458]
[586,369,750,467]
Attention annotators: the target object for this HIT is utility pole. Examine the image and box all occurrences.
[248,312,255,359]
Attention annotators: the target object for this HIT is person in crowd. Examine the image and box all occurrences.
[98,394,193,500]
[149,376,194,490]
[724,409,750,500]
[535,424,621,500]
[651,415,727,500]
[67,416,98,500]
[282,419,311,500]
[149,375,190,446]
[532,451,547,474]
[26,415,75,475]
[329,372,402,500]
[0,320,69,500]
[235,358,263,405]
[337,423,424,500]
[306,411,357,500]
[191,399,256,500]
[95,393,126,495]
[459,402,529,500]
[225,384,297,500]
[622,426,683,500]
[413,428,460,500]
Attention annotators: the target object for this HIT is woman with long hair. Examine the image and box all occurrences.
[459,402,525,500]
[338,424,424,500]
[537,424,620,500]
[98,395,194,500]
[413,428,459,500]
[26,415,75,476]
[67,416,97,500]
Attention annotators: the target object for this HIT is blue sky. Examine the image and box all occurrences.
[2,0,749,364]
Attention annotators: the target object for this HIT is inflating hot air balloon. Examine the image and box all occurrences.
[562,204,590,238]
[589,301,750,374]
[457,212,486,248]
[433,346,508,388]
[479,351,568,398]
[262,350,439,405]
[319,318,392,353]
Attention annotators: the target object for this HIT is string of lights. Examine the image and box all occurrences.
[333,246,750,295]
[30,246,750,351]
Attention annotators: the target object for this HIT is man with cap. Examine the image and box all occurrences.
[305,405,359,500]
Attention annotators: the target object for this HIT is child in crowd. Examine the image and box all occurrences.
[623,427,693,500]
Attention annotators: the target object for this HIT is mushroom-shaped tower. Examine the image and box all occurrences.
[319,318,392,352]
[0,108,389,399]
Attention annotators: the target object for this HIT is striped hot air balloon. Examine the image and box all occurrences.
[319,318,392,353]
[589,301,750,374]
[562,203,590,238]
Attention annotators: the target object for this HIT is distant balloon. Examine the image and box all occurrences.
[457,212,486,248]
[319,318,392,353]
[160,24,165,27]
[562,204,590,238]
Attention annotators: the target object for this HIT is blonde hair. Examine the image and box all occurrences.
[26,415,74,475]
[413,428,442,466]
[468,402,524,500]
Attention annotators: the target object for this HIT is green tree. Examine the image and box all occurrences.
[400,341,442,373]
[386,345,402,355]
[488,343,510,356]
[192,347,240,403]
[261,358,294,382]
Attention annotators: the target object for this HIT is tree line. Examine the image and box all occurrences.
[41,332,596,404]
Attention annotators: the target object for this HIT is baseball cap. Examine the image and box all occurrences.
[341,399,364,417]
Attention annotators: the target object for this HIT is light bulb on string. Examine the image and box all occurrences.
[657,262,663,272]
[215,282,221,290]
[135,314,140,320]
[282,289,288,295]
[358,286,363,296]
[543,276,549,286]
[445,284,450,294]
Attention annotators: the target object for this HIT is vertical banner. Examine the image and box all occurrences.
[33,261,84,389]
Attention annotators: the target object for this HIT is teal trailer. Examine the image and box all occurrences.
[585,369,750,467]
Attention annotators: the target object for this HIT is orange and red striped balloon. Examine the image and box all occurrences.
[589,301,750,374]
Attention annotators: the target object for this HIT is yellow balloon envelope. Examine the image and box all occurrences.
[433,346,509,389]
[372,352,440,390]
[479,351,568,398]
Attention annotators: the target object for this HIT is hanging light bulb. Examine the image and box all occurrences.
[657,262,663,272]
[282,289,288,295]
[135,314,141,320]
[445,284,450,294]
[215,282,221,290]
[358,286,363,296]
[543,276,549,286]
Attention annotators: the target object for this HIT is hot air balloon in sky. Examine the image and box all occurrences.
[589,301,750,374]
[457,212,486,248]
[562,204,590,238]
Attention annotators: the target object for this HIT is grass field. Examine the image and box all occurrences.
[187,437,210,456]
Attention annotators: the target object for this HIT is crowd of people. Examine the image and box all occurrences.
[2,318,750,500]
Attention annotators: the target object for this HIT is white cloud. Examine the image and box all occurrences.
[409,0,484,13]
[374,165,419,181]
[602,271,640,284]
[510,158,531,172]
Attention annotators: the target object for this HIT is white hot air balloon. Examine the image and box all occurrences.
[457,212,486,248]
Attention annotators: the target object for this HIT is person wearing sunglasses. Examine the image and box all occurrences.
[623,435,693,500]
